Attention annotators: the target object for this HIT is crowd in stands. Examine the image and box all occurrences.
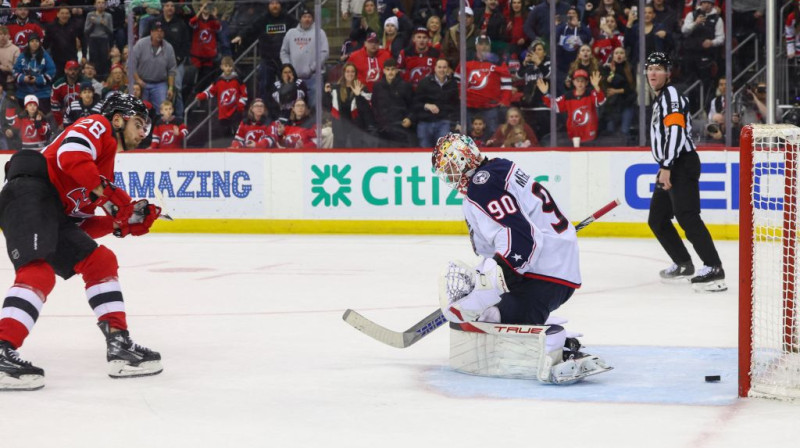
[0,0,781,150]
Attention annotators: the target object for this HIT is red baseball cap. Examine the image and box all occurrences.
[65,60,80,70]
[572,69,589,79]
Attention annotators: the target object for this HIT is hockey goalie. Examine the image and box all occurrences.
[431,133,612,384]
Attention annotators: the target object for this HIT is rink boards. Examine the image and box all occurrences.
[0,147,742,238]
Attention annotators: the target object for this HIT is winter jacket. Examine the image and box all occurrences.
[13,48,56,100]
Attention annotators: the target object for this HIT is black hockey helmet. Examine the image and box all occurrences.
[644,52,671,72]
[102,92,151,129]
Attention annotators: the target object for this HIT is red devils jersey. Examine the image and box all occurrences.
[280,125,316,148]
[42,114,118,219]
[592,34,623,64]
[196,75,247,120]
[7,20,45,49]
[397,46,440,88]
[543,89,606,142]
[50,79,81,127]
[150,116,188,149]
[189,16,221,67]
[5,111,50,151]
[461,61,512,109]
[348,47,392,91]
[231,119,276,149]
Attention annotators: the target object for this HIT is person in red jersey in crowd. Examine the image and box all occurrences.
[230,98,277,149]
[538,68,605,146]
[150,99,187,149]
[397,26,440,89]
[0,93,164,391]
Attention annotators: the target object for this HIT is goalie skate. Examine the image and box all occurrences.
[98,322,163,378]
[550,354,613,385]
[0,341,44,391]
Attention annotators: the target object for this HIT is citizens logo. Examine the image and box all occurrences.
[311,164,352,206]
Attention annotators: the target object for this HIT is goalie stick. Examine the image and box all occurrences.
[342,199,621,348]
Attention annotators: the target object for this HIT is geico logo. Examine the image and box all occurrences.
[112,170,253,199]
[624,162,737,210]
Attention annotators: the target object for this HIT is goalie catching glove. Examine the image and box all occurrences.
[439,258,509,323]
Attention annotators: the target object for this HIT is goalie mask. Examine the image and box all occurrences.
[432,133,484,194]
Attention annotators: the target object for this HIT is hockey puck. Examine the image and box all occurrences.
[705,375,721,382]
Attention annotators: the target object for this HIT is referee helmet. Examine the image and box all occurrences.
[644,52,672,72]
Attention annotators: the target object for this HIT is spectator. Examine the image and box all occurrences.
[106,0,127,50]
[517,40,551,139]
[81,60,103,94]
[505,0,530,58]
[566,44,601,91]
[411,0,442,28]
[624,5,667,67]
[101,62,127,99]
[44,7,80,80]
[371,57,416,147]
[188,1,221,93]
[231,1,297,100]
[412,58,458,148]
[680,0,724,93]
[426,15,443,50]
[360,0,382,39]
[650,0,679,31]
[280,8,328,106]
[0,83,18,149]
[133,0,164,38]
[7,1,45,50]
[5,94,49,150]
[462,35,512,136]
[230,98,276,149]
[191,0,234,56]
[342,0,367,32]
[130,19,177,111]
[585,0,628,38]
[475,0,507,55]
[707,77,726,123]
[442,6,476,67]
[349,31,391,92]
[485,106,539,147]
[600,46,635,139]
[524,0,570,46]
[85,0,113,81]
[382,15,410,57]
[592,15,624,65]
[195,55,247,139]
[703,112,725,143]
[0,26,20,91]
[159,1,192,119]
[397,27,440,89]
[50,60,84,129]
[150,99,188,149]
[554,6,592,76]
[323,62,376,148]
[62,80,102,127]
[269,63,308,122]
[740,81,767,125]
[277,98,317,149]
[227,1,266,52]
[13,33,55,113]
[39,0,58,25]
[468,115,488,146]
[538,69,606,147]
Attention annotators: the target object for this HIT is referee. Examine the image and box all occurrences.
[645,52,726,293]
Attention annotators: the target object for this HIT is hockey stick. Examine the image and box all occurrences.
[154,189,174,221]
[342,199,621,348]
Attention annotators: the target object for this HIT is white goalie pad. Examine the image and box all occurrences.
[449,321,564,383]
[439,259,509,323]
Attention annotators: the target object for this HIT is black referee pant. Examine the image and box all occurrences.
[648,150,722,268]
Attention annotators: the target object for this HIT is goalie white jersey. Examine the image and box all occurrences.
[463,158,581,288]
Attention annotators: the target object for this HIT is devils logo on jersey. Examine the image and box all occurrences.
[199,29,213,44]
[572,106,591,126]
[468,70,491,90]
[220,89,237,106]
[23,124,37,139]
[66,187,94,218]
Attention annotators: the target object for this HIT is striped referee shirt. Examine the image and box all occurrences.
[650,84,696,169]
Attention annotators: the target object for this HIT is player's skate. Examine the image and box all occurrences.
[659,262,694,283]
[0,340,44,391]
[98,322,163,378]
[550,337,613,385]
[691,265,727,293]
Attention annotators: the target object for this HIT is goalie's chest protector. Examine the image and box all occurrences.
[463,158,582,288]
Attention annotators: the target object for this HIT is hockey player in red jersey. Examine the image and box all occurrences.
[397,27,440,89]
[431,132,611,384]
[538,69,606,145]
[0,93,164,391]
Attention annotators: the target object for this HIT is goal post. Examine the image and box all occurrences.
[739,123,800,400]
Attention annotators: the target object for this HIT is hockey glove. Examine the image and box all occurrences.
[114,199,161,237]
[92,177,134,224]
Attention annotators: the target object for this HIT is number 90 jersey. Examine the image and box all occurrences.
[464,158,581,288]
[42,115,119,219]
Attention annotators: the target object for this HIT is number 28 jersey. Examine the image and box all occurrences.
[464,158,581,288]
[42,115,119,219]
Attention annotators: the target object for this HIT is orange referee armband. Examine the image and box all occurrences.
[663,113,686,128]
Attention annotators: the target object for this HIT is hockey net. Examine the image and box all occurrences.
[740,124,800,399]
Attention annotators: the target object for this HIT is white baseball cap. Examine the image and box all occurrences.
[24,95,38,106]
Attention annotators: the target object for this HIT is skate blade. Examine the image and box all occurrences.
[692,280,728,293]
[552,366,614,385]
[108,360,163,379]
[0,372,44,391]
[660,276,692,284]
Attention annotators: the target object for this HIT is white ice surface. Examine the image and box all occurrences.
[1,234,800,448]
